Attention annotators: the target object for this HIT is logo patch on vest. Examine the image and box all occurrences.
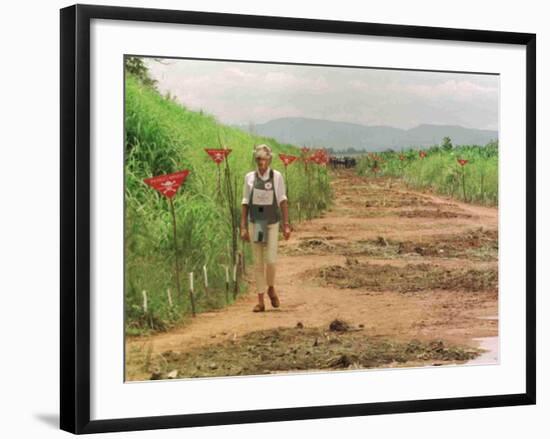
[264,182,273,190]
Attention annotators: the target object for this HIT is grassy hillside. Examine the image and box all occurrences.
[125,74,332,334]
[356,143,498,205]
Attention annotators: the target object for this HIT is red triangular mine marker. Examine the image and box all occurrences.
[205,148,232,164]
[143,170,190,198]
[310,149,329,165]
[279,153,298,167]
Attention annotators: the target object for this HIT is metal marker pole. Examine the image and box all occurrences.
[284,164,292,225]
[216,164,221,196]
[224,265,230,305]
[168,197,183,302]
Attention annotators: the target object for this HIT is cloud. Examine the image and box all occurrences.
[263,72,330,93]
[144,58,499,130]
[402,79,498,101]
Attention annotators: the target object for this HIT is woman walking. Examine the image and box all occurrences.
[240,144,291,312]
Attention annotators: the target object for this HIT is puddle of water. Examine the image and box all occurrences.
[467,336,499,365]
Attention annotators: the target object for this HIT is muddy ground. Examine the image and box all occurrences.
[292,227,497,261]
[126,170,498,381]
[144,320,480,380]
[313,258,498,292]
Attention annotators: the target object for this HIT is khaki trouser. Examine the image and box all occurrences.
[248,222,279,294]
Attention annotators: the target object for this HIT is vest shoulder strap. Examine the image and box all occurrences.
[253,169,274,182]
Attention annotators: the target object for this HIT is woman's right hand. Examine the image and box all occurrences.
[240,226,250,242]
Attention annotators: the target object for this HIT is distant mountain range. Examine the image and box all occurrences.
[237,117,498,152]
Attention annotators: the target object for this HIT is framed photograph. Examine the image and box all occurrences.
[60,4,536,434]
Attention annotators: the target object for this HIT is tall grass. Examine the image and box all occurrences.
[125,74,332,334]
[356,143,498,205]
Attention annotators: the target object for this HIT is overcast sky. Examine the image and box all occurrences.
[144,58,499,131]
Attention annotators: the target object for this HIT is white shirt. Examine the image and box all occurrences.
[241,167,287,206]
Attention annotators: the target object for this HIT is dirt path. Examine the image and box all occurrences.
[126,170,498,380]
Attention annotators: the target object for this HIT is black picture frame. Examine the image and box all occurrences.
[60,3,536,434]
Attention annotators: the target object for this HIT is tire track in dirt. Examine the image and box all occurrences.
[126,169,498,380]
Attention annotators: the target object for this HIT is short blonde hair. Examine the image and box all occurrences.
[254,144,272,161]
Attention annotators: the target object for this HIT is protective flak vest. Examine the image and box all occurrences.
[248,169,280,243]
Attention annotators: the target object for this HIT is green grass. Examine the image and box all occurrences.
[356,143,498,205]
[125,74,332,334]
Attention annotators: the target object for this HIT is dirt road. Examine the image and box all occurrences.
[126,169,498,380]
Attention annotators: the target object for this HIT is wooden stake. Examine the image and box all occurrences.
[142,290,148,313]
[188,272,196,317]
[239,250,245,275]
[233,263,238,299]
[203,264,209,296]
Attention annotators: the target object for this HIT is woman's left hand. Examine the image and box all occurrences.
[283,224,291,240]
